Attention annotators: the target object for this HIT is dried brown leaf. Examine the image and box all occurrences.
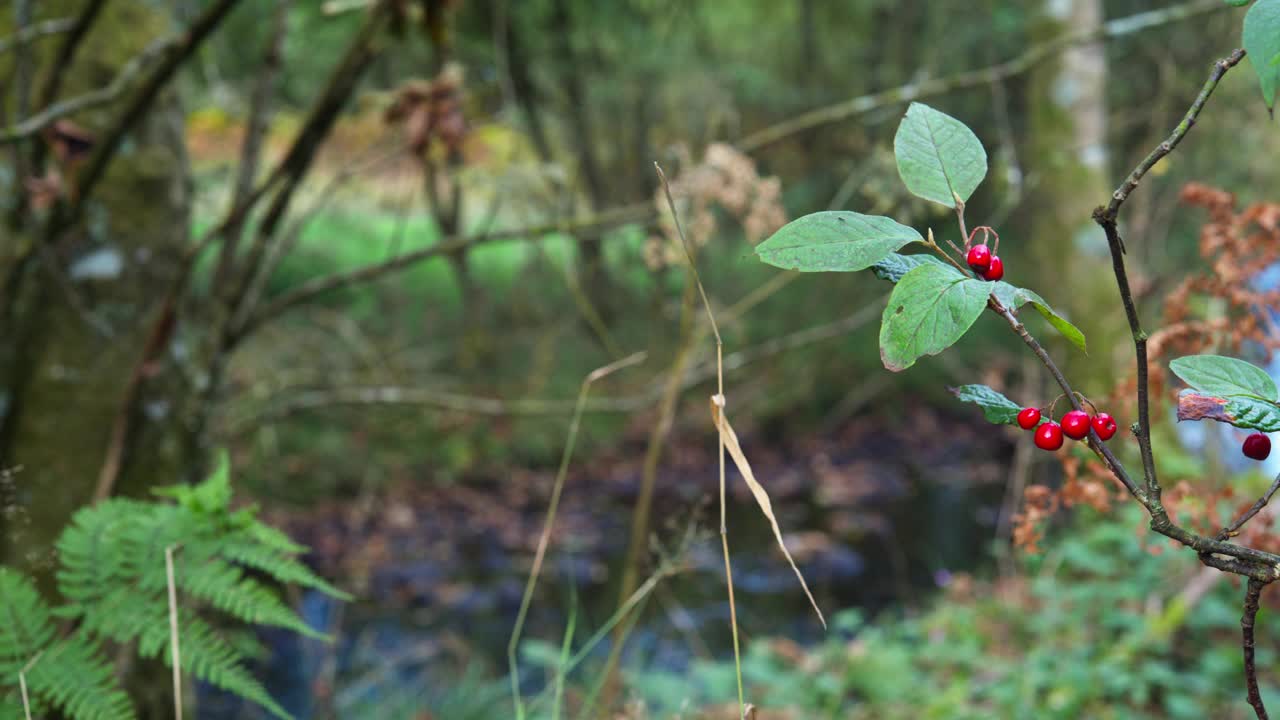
[711,395,826,628]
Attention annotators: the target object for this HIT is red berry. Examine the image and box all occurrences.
[1034,422,1064,451]
[1243,433,1272,461]
[1061,410,1091,440]
[967,244,992,272]
[1016,407,1041,430]
[1092,413,1118,441]
[981,256,1004,281]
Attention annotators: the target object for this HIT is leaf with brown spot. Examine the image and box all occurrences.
[1177,391,1280,432]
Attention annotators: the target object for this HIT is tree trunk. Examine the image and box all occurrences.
[0,0,194,583]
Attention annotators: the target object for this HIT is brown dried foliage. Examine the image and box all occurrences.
[645,143,786,270]
[384,62,468,157]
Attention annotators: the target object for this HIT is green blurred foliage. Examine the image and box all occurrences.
[624,506,1275,719]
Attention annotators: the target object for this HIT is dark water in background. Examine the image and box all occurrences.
[198,409,1014,718]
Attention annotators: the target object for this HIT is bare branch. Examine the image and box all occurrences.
[1219,473,1280,542]
[236,203,655,340]
[0,37,177,144]
[213,0,294,292]
[1090,48,1246,535]
[69,0,243,215]
[226,384,649,434]
[225,3,390,324]
[738,0,1226,152]
[1102,48,1247,219]
[33,0,108,111]
[0,17,75,56]
[1243,579,1270,720]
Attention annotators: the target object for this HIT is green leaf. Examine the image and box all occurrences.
[879,263,989,372]
[988,282,1088,353]
[1177,391,1280,431]
[869,252,951,283]
[893,103,987,207]
[1169,354,1278,400]
[1227,0,1253,7]
[755,212,922,272]
[1244,0,1280,109]
[949,384,1027,425]
[1027,300,1088,355]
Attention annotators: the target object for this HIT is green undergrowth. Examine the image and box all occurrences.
[622,505,1276,719]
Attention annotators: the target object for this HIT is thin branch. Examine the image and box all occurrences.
[1220,472,1280,541]
[1090,49,1246,533]
[33,0,108,111]
[992,301,1144,501]
[1103,48,1247,219]
[1242,578,1270,720]
[69,0,243,214]
[0,36,176,144]
[11,0,34,128]
[738,0,1225,152]
[232,142,409,336]
[226,3,389,326]
[227,298,888,434]
[228,384,647,434]
[213,0,293,292]
[237,204,655,340]
[0,17,75,56]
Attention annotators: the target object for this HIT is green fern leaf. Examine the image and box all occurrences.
[0,570,132,720]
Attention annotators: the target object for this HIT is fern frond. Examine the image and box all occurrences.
[25,638,133,720]
[0,569,56,675]
[219,533,350,600]
[0,570,132,720]
[0,694,35,720]
[174,558,324,639]
[31,455,346,720]
[55,499,153,609]
[135,614,290,720]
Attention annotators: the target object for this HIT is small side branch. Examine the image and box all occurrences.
[1103,48,1246,217]
[1243,578,1270,720]
[0,37,177,144]
[1220,472,1280,541]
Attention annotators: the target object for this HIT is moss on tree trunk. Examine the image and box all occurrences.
[0,1,194,588]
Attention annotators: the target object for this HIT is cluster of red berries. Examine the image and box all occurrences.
[964,226,1003,282]
[1016,405,1117,451]
[1243,432,1272,461]
[966,244,1003,281]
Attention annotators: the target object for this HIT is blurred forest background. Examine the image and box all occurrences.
[4,0,1280,718]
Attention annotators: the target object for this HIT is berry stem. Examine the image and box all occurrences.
[989,298,1142,500]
